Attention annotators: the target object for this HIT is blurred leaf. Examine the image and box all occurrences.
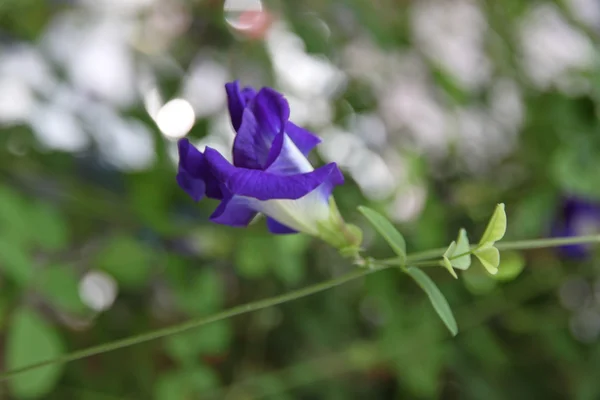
[95,235,152,289]
[474,245,500,275]
[358,206,406,263]
[0,187,31,247]
[5,308,65,399]
[405,267,458,336]
[129,171,172,234]
[510,190,557,238]
[462,265,497,295]
[479,203,506,245]
[0,238,33,285]
[494,251,525,282]
[235,235,272,278]
[164,321,232,365]
[272,235,310,285]
[28,203,69,251]
[36,264,87,314]
[176,270,224,315]
[154,366,219,400]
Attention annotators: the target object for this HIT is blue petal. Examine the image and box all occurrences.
[225,81,256,132]
[286,122,321,156]
[177,139,223,201]
[267,217,298,234]
[205,147,343,201]
[232,88,289,169]
[210,194,258,227]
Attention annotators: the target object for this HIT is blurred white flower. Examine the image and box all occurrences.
[519,4,595,93]
[566,0,600,31]
[411,0,491,91]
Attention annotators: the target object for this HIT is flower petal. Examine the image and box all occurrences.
[210,194,258,227]
[177,139,223,201]
[232,88,290,169]
[225,80,256,132]
[267,217,298,234]
[264,133,313,175]
[286,122,321,156]
[206,147,343,201]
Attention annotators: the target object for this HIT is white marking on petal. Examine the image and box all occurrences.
[252,184,330,235]
[267,133,313,175]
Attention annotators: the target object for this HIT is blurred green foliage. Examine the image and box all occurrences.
[0,0,599,399]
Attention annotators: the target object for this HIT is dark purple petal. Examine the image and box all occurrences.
[210,194,258,227]
[267,217,298,234]
[232,88,290,169]
[232,108,265,169]
[225,81,256,132]
[205,147,343,201]
[250,88,290,137]
[176,168,206,202]
[286,122,321,156]
[177,139,223,201]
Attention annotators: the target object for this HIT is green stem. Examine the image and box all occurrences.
[0,264,389,381]
[406,235,600,262]
[1,234,599,380]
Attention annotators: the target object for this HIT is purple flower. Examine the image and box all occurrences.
[176,81,361,250]
[552,196,600,258]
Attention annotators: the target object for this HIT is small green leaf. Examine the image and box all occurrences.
[443,241,457,259]
[479,203,507,245]
[5,308,65,399]
[474,244,500,275]
[405,267,458,336]
[358,206,406,263]
[452,229,471,270]
[442,256,458,279]
[442,229,472,275]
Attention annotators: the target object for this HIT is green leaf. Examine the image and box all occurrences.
[479,203,507,245]
[0,239,33,286]
[494,251,525,282]
[405,267,458,336]
[442,256,458,279]
[452,229,472,269]
[164,321,232,365]
[5,308,65,399]
[0,187,31,247]
[154,366,219,400]
[36,264,87,314]
[28,203,69,251]
[441,229,472,276]
[358,206,406,263]
[176,270,224,316]
[474,245,500,275]
[235,235,272,278]
[95,235,152,288]
[462,265,497,295]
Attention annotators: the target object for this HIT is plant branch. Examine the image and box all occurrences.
[1,235,599,381]
[0,264,389,381]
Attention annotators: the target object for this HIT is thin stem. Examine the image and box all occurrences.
[0,264,389,381]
